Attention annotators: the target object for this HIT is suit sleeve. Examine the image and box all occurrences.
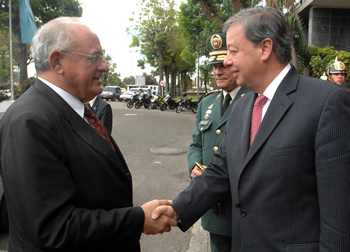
[315,88,350,250]
[187,101,204,175]
[173,120,231,231]
[1,112,143,250]
[99,103,113,133]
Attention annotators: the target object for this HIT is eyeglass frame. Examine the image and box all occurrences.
[60,51,104,64]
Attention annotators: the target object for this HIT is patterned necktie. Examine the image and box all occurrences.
[84,104,116,152]
[250,94,268,147]
[222,93,232,115]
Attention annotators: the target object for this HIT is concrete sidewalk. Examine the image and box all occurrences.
[187,220,210,252]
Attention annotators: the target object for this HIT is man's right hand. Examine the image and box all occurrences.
[190,165,207,179]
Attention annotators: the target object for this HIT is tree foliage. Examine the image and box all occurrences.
[309,46,350,82]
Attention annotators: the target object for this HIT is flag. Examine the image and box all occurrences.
[19,0,38,44]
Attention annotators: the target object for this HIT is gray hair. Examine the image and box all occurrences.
[31,17,81,73]
[223,7,293,64]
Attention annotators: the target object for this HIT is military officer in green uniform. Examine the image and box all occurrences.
[188,33,250,252]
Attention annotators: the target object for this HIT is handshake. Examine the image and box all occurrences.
[141,200,179,235]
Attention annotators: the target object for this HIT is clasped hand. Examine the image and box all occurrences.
[141,200,179,235]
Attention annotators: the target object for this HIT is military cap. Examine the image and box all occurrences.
[206,33,228,65]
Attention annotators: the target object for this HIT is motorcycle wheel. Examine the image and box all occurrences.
[151,102,157,109]
[169,105,175,110]
[176,106,182,114]
[127,101,134,108]
[135,102,142,109]
[148,103,152,110]
[160,104,167,111]
[191,106,198,114]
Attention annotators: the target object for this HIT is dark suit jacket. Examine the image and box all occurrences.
[172,66,350,251]
[188,87,250,236]
[0,80,144,252]
[91,96,113,133]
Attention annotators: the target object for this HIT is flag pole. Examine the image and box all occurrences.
[9,0,14,100]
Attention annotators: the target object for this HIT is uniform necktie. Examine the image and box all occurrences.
[222,93,232,115]
[250,94,268,147]
[84,104,116,152]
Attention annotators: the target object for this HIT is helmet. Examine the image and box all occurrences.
[320,72,328,81]
[327,57,347,76]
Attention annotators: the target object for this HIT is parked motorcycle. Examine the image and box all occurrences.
[148,92,161,110]
[175,93,188,114]
[160,92,180,111]
[135,91,152,109]
[126,92,140,108]
[190,95,203,114]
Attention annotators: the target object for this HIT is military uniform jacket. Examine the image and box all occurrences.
[188,87,250,236]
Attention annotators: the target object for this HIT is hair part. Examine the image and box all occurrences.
[223,7,293,64]
[31,17,82,73]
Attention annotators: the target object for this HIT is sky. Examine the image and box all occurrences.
[28,0,161,80]
[79,0,150,80]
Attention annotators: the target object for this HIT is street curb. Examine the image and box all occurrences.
[187,220,210,252]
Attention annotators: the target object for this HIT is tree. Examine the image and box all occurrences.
[123,76,135,85]
[0,0,83,83]
[198,59,213,92]
[128,0,179,92]
[102,51,122,86]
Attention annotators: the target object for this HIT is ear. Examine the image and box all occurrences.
[260,38,273,62]
[50,50,64,75]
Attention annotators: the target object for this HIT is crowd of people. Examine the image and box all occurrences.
[0,6,349,252]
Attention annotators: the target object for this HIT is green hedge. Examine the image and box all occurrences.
[309,46,350,82]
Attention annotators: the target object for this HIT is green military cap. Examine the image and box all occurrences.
[206,33,228,65]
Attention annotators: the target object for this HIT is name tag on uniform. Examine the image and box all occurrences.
[199,120,209,126]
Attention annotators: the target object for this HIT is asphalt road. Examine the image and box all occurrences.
[0,100,203,252]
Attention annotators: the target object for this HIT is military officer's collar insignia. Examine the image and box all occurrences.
[217,94,220,99]
[241,94,245,97]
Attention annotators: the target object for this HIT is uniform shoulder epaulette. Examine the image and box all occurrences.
[204,90,220,98]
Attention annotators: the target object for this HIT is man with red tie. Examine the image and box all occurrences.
[0,17,175,252]
[153,7,350,251]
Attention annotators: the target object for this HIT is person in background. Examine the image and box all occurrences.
[0,16,176,252]
[327,57,348,89]
[153,7,350,251]
[88,95,113,133]
[188,33,250,252]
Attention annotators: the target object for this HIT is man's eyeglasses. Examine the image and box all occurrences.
[61,51,104,64]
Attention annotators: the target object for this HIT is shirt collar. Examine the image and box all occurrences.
[222,86,242,102]
[263,64,291,100]
[38,77,85,119]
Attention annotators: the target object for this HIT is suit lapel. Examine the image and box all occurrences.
[34,80,130,178]
[243,66,299,165]
[91,98,100,114]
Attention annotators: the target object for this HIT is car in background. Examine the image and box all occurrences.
[119,91,134,102]
[99,86,122,101]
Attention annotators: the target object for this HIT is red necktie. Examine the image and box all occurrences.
[84,104,116,152]
[250,94,268,146]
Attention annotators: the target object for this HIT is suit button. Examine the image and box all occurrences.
[241,209,247,217]
[213,146,218,152]
[216,129,221,135]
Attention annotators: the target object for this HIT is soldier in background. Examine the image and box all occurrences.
[188,33,250,252]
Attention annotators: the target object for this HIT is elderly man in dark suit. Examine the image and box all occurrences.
[88,96,113,133]
[153,7,350,251]
[0,17,176,252]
